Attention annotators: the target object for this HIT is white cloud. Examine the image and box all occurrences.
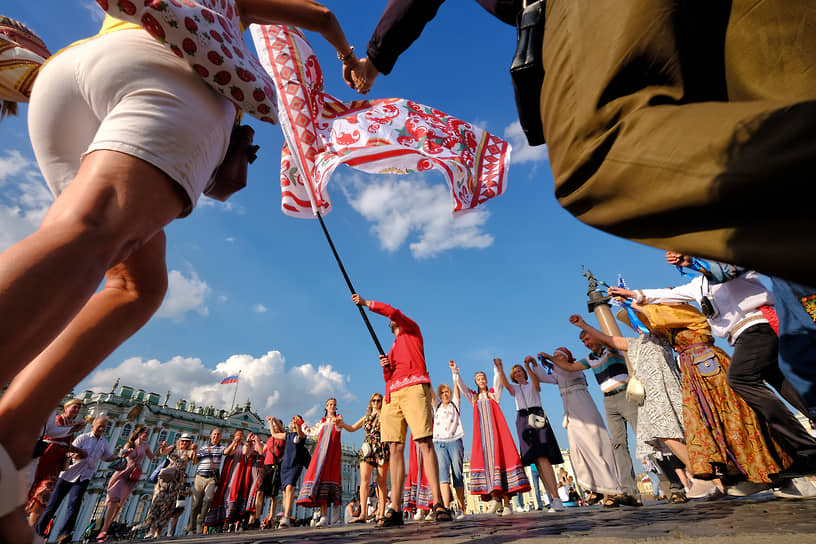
[155,269,210,320]
[81,351,354,425]
[0,150,53,252]
[253,303,268,313]
[503,121,549,164]
[341,175,493,258]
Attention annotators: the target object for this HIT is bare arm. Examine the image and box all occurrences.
[450,362,475,406]
[568,314,629,352]
[237,0,358,64]
[524,357,541,391]
[541,351,586,373]
[337,415,365,433]
[494,358,514,397]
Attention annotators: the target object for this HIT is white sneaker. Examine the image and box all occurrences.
[727,481,772,497]
[549,498,564,512]
[316,516,329,527]
[774,476,816,499]
[278,517,290,527]
[687,479,718,499]
[455,512,467,520]
[502,503,513,516]
[413,510,424,521]
[485,499,500,514]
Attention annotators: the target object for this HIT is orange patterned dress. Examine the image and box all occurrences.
[639,303,791,483]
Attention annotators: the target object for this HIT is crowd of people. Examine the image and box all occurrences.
[23,252,816,541]
[1,0,815,541]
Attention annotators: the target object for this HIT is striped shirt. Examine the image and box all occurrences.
[579,346,628,394]
[196,443,225,475]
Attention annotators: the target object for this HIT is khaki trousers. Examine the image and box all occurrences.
[540,0,816,283]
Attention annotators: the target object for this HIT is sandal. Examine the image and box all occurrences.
[379,508,404,527]
[586,493,602,505]
[432,503,452,522]
[0,443,34,518]
[669,491,689,504]
[601,496,620,508]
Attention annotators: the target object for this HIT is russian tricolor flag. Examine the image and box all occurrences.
[220,375,239,385]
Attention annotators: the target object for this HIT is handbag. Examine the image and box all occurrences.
[509,0,547,146]
[175,495,187,509]
[127,465,142,482]
[625,350,646,406]
[149,458,170,483]
[158,465,179,482]
[109,457,128,472]
[204,124,260,202]
[625,376,646,406]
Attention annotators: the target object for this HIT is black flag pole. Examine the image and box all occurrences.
[316,211,385,356]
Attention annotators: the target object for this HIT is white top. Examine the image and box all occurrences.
[433,387,465,442]
[43,415,80,441]
[509,381,542,411]
[61,432,113,482]
[304,417,340,438]
[637,270,773,344]
[452,367,502,405]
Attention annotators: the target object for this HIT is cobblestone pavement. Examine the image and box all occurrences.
[140,494,816,544]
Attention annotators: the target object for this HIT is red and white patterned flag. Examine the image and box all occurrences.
[251,24,511,218]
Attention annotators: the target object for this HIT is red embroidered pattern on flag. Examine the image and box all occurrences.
[250,24,511,219]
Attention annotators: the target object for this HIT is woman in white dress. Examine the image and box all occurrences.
[531,348,624,507]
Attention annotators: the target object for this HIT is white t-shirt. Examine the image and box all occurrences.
[510,381,542,411]
[432,396,465,442]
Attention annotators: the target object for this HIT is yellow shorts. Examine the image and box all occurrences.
[381,383,434,443]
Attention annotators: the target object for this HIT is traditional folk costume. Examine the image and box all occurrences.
[637,303,792,483]
[402,433,433,512]
[453,368,530,499]
[204,446,254,528]
[533,363,622,495]
[296,418,343,507]
[25,414,79,517]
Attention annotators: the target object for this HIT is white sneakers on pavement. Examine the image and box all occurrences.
[687,479,721,499]
[316,516,330,528]
[501,502,513,516]
[727,481,772,497]
[774,476,816,499]
[547,498,564,512]
[485,500,500,514]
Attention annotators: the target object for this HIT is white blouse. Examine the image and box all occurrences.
[509,381,542,411]
[433,394,465,442]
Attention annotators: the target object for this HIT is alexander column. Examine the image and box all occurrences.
[582,267,624,338]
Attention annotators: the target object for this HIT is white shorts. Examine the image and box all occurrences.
[28,29,235,215]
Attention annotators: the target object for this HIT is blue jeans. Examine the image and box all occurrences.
[434,439,464,488]
[36,477,89,539]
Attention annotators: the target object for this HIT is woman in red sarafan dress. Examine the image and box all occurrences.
[451,361,530,513]
[296,398,343,526]
[25,399,85,527]
[402,432,433,520]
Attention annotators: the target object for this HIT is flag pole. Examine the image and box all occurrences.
[230,370,241,412]
[316,211,385,356]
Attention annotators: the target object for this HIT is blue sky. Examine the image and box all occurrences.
[1,1,706,462]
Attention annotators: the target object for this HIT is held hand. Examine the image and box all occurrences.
[265,415,273,421]
[665,251,692,266]
[342,54,360,89]
[159,440,167,449]
[379,355,390,368]
[449,360,459,373]
[352,57,379,94]
[568,314,584,326]
[538,352,551,361]
[75,449,88,459]
[191,442,198,451]
[493,358,503,369]
[524,355,537,366]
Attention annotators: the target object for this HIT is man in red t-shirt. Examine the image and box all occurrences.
[352,294,451,526]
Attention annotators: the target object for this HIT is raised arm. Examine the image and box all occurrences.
[237,0,358,69]
[494,358,514,396]
[524,357,542,391]
[450,361,475,406]
[527,355,557,384]
[568,314,629,352]
[491,362,503,403]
